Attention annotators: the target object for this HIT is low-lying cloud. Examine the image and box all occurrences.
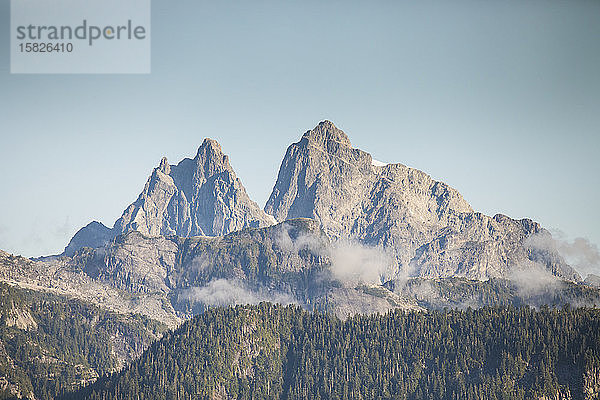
[178,279,297,307]
[274,223,324,254]
[508,261,600,308]
[327,240,396,286]
[526,231,600,278]
[274,223,396,287]
[508,262,563,297]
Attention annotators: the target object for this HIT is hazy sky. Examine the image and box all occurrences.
[0,1,598,273]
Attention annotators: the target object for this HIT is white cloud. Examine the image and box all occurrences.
[508,262,563,297]
[178,279,297,307]
[526,231,600,278]
[273,222,396,287]
[328,240,396,286]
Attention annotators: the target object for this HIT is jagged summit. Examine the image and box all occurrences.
[198,137,222,152]
[301,120,352,147]
[65,138,275,255]
[196,138,224,162]
[192,138,233,178]
[266,121,473,235]
[113,138,274,238]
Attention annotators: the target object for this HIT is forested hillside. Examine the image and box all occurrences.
[68,304,600,400]
[0,283,167,400]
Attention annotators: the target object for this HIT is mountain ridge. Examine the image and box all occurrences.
[46,119,583,319]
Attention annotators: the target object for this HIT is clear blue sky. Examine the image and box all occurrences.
[0,1,599,266]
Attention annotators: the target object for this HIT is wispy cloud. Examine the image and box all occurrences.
[273,223,324,254]
[177,279,297,307]
[526,231,600,278]
[327,240,396,286]
[273,222,396,287]
[508,262,563,297]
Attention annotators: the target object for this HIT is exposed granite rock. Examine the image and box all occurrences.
[67,139,276,256]
[63,121,579,283]
[265,121,580,281]
[84,218,417,317]
[313,285,422,319]
[97,232,179,294]
[0,250,181,329]
[5,307,37,331]
[23,120,585,323]
[114,139,275,237]
[1,219,421,321]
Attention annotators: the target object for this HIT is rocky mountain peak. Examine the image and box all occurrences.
[63,221,113,256]
[108,138,275,239]
[266,121,473,230]
[193,138,232,178]
[62,121,577,283]
[197,138,224,161]
[301,120,352,148]
[66,137,275,255]
[266,121,577,282]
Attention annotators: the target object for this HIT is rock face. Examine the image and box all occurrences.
[2,217,596,327]
[64,221,113,256]
[114,139,275,237]
[0,249,181,328]
[5,307,37,331]
[266,121,579,281]
[67,139,276,255]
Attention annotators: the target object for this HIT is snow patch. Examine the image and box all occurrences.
[371,159,388,167]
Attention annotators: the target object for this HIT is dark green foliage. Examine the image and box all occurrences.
[0,283,167,400]
[69,303,600,400]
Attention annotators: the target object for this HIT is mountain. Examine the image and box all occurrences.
[266,121,580,281]
[65,304,600,400]
[2,220,422,324]
[27,120,589,324]
[0,249,182,328]
[2,123,597,399]
[114,138,275,237]
[65,138,275,255]
[16,120,591,322]
[62,122,579,282]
